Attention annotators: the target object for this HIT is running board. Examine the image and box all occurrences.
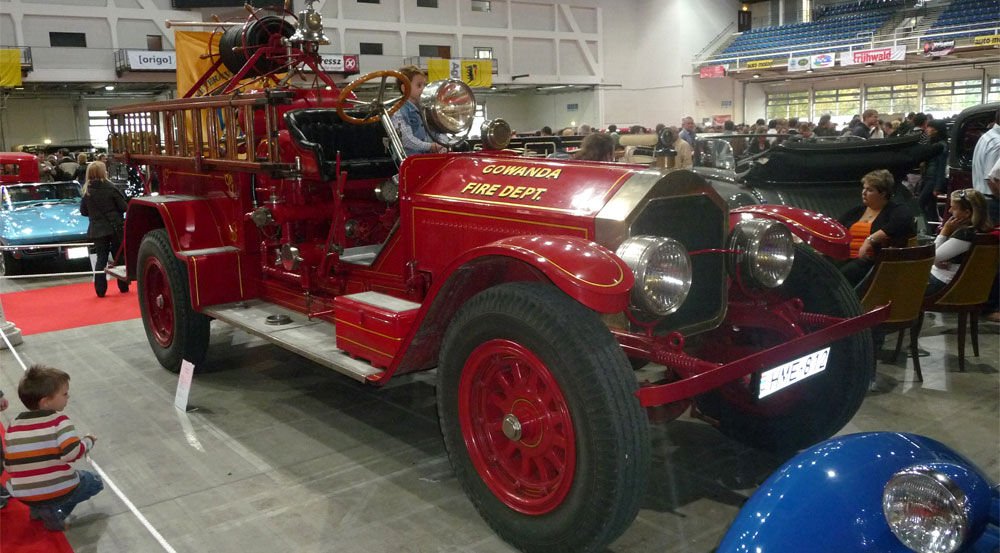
[202,300,384,382]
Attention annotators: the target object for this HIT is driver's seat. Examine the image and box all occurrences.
[284,109,397,181]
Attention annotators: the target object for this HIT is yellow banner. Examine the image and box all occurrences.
[427,59,493,88]
[746,59,775,70]
[175,31,235,97]
[0,49,22,88]
[973,34,1000,46]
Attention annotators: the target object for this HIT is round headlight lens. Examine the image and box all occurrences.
[480,118,512,150]
[616,236,692,316]
[420,80,476,135]
[883,466,968,553]
[728,218,795,288]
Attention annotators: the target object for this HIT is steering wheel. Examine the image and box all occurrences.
[337,70,411,125]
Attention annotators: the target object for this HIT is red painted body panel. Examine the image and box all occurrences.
[730,204,850,259]
[0,153,41,184]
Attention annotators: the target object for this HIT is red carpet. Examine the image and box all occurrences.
[1,282,140,336]
[1,426,75,553]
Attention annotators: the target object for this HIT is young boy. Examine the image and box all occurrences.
[0,387,8,509]
[3,364,103,530]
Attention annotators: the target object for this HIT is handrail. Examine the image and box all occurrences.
[693,21,738,64]
[701,20,1000,66]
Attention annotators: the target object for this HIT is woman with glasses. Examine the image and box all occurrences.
[926,188,994,295]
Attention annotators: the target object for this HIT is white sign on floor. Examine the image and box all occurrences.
[174,360,195,411]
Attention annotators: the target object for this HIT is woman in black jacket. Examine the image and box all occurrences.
[79,161,129,297]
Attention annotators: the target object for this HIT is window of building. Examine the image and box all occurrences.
[471,104,487,138]
[812,88,861,124]
[88,110,110,150]
[357,0,380,3]
[471,0,491,12]
[359,42,383,55]
[419,44,451,58]
[50,32,87,48]
[864,83,918,116]
[765,91,810,121]
[417,0,438,6]
[923,79,984,118]
[988,77,1000,103]
[474,47,493,59]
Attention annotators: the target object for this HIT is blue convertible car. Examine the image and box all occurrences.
[0,181,90,275]
[718,432,999,553]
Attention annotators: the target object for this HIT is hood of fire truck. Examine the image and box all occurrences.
[401,154,727,251]
[404,154,731,336]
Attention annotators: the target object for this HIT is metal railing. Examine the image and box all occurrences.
[0,46,33,71]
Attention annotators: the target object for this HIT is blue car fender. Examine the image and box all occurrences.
[717,432,997,553]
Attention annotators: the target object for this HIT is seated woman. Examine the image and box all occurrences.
[837,169,915,286]
[926,188,994,295]
[572,133,615,162]
[390,65,448,156]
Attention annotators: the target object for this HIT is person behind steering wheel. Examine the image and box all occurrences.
[391,65,448,156]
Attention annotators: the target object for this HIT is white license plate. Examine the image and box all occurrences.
[65,246,89,260]
[757,347,831,399]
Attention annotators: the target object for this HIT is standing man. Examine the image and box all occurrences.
[971,109,1000,322]
[852,109,881,139]
[679,116,696,147]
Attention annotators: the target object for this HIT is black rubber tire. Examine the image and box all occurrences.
[137,229,210,373]
[1,251,20,276]
[696,243,874,453]
[438,282,650,553]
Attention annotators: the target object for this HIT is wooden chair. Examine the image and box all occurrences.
[914,233,1000,374]
[856,244,936,381]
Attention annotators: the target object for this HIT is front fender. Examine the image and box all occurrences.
[718,432,996,553]
[731,204,849,259]
[450,235,634,314]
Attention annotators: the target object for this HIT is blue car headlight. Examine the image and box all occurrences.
[883,465,968,553]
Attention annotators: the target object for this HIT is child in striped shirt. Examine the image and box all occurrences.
[3,364,103,530]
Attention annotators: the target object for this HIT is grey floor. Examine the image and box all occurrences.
[1,262,997,553]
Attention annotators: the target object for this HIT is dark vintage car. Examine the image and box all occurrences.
[947,102,999,194]
[718,432,999,553]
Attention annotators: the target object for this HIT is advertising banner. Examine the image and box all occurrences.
[922,41,955,57]
[839,45,906,66]
[175,31,234,97]
[699,65,727,78]
[973,34,1000,46]
[788,55,811,71]
[126,50,176,71]
[811,53,836,69]
[0,49,22,88]
[428,59,493,87]
[746,59,775,70]
[318,54,359,74]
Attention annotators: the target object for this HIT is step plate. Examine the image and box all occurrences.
[202,300,384,382]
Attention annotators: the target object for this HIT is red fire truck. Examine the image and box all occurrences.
[107,4,886,552]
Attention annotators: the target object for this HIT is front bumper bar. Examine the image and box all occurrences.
[621,303,890,407]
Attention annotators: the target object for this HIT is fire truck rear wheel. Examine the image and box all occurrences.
[137,229,210,373]
[438,282,650,553]
[695,243,873,453]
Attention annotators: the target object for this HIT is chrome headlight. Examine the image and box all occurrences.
[728,218,795,288]
[883,466,968,553]
[616,236,692,316]
[480,119,512,150]
[420,79,476,146]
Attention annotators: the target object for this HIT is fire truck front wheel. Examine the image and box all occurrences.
[137,229,210,373]
[438,282,650,553]
[695,243,873,454]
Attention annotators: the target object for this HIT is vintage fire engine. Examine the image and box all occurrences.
[107,3,887,552]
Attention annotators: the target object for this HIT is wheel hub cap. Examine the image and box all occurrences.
[156,294,165,309]
[501,414,522,441]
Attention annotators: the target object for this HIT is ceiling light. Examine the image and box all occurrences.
[43,138,52,144]
[806,69,814,73]
[105,85,116,91]
[752,73,760,78]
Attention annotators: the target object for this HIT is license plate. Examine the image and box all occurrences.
[65,246,89,260]
[757,347,831,399]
